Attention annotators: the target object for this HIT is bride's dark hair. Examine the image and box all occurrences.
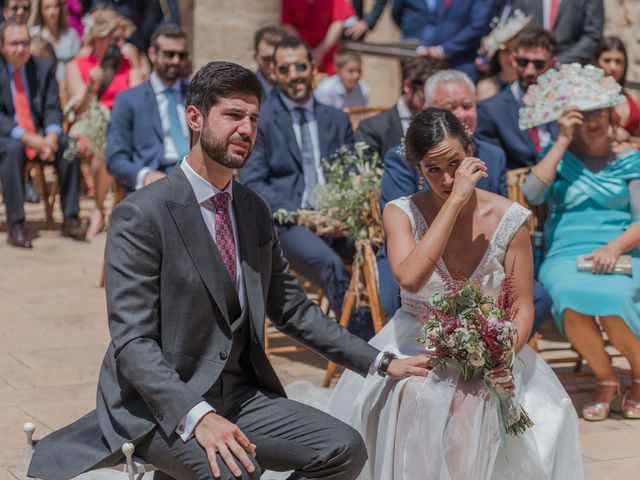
[404,107,474,166]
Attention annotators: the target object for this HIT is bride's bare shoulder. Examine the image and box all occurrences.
[477,190,514,216]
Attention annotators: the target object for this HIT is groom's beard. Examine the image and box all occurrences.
[201,122,253,170]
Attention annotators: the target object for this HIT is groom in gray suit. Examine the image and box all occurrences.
[28,62,429,480]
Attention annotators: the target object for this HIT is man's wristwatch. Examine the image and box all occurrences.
[377,352,397,377]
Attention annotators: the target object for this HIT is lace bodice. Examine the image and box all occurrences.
[388,196,532,310]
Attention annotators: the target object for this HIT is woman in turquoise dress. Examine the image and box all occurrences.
[523,105,640,422]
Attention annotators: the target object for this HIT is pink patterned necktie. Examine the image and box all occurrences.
[212,192,237,282]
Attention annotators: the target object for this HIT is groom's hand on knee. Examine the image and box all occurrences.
[194,412,257,478]
[386,355,431,379]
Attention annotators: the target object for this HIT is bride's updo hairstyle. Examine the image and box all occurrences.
[404,107,474,167]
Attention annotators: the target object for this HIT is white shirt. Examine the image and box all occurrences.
[314,74,370,110]
[279,93,325,207]
[396,97,413,134]
[135,73,189,190]
[175,158,245,441]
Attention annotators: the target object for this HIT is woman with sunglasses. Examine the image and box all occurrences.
[64,7,145,238]
[522,71,640,422]
[594,36,640,139]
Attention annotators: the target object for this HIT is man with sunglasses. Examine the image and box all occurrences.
[476,28,559,169]
[242,36,374,340]
[107,23,191,192]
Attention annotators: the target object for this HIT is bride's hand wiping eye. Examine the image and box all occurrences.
[450,157,487,206]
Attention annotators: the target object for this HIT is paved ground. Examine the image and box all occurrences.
[0,196,639,479]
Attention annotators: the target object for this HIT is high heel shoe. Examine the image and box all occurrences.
[620,379,640,419]
[582,380,621,421]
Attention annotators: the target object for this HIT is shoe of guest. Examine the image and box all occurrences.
[25,180,40,204]
[582,380,621,421]
[7,223,32,248]
[61,216,87,240]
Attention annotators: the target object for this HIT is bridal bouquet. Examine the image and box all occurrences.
[413,269,534,437]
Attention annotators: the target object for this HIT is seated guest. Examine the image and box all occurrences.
[281,0,355,74]
[241,36,373,339]
[253,25,284,101]
[3,0,31,23]
[107,24,190,193]
[355,57,439,161]
[28,0,80,83]
[0,20,84,248]
[476,9,532,101]
[522,66,640,421]
[513,0,603,65]
[476,28,558,169]
[65,7,144,237]
[594,36,640,138]
[415,0,495,83]
[314,49,369,109]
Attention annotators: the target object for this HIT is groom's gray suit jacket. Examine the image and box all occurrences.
[28,166,379,480]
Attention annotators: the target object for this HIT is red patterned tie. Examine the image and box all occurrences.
[549,0,560,30]
[212,192,237,282]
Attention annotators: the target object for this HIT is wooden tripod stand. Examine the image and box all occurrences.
[323,240,386,387]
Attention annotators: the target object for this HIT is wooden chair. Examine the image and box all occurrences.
[344,105,387,130]
[24,159,58,224]
[23,423,156,480]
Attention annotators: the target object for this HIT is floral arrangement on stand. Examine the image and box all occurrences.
[275,142,384,304]
[410,268,534,437]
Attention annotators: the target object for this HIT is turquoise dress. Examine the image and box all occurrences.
[537,147,640,337]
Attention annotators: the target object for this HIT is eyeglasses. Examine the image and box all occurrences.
[276,61,309,75]
[8,4,30,13]
[159,50,189,60]
[515,57,548,71]
[6,40,30,49]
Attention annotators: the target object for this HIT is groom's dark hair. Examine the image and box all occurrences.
[404,108,474,166]
[186,61,263,118]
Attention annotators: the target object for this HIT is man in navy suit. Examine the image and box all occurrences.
[0,20,84,248]
[241,36,374,339]
[475,28,558,169]
[378,69,552,334]
[107,24,190,193]
[403,0,495,82]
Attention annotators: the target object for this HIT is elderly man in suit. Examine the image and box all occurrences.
[241,36,374,339]
[413,0,496,82]
[355,57,439,162]
[0,20,84,248]
[107,24,190,193]
[513,0,603,65]
[475,28,559,169]
[28,60,430,480]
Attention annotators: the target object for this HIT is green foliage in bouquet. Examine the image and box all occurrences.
[64,100,111,162]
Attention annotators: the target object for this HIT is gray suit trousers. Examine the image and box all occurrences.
[138,388,367,480]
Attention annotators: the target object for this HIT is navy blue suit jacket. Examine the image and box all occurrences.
[241,94,354,212]
[475,86,558,170]
[391,0,430,39]
[419,0,496,82]
[106,79,189,192]
[380,136,507,209]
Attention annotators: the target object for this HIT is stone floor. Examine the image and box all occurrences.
[0,195,639,480]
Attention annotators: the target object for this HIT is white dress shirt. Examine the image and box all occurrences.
[135,73,189,190]
[314,74,370,110]
[175,158,244,441]
[396,97,413,134]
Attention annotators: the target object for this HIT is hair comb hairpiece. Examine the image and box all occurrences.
[480,10,532,59]
[519,63,626,129]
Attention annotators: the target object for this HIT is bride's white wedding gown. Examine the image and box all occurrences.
[324,197,585,480]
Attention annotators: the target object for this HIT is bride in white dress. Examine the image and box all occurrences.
[326,108,584,480]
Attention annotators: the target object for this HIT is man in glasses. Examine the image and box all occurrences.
[253,26,284,101]
[242,36,374,340]
[476,28,559,169]
[107,23,191,192]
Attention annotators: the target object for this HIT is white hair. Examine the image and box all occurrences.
[424,70,476,106]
